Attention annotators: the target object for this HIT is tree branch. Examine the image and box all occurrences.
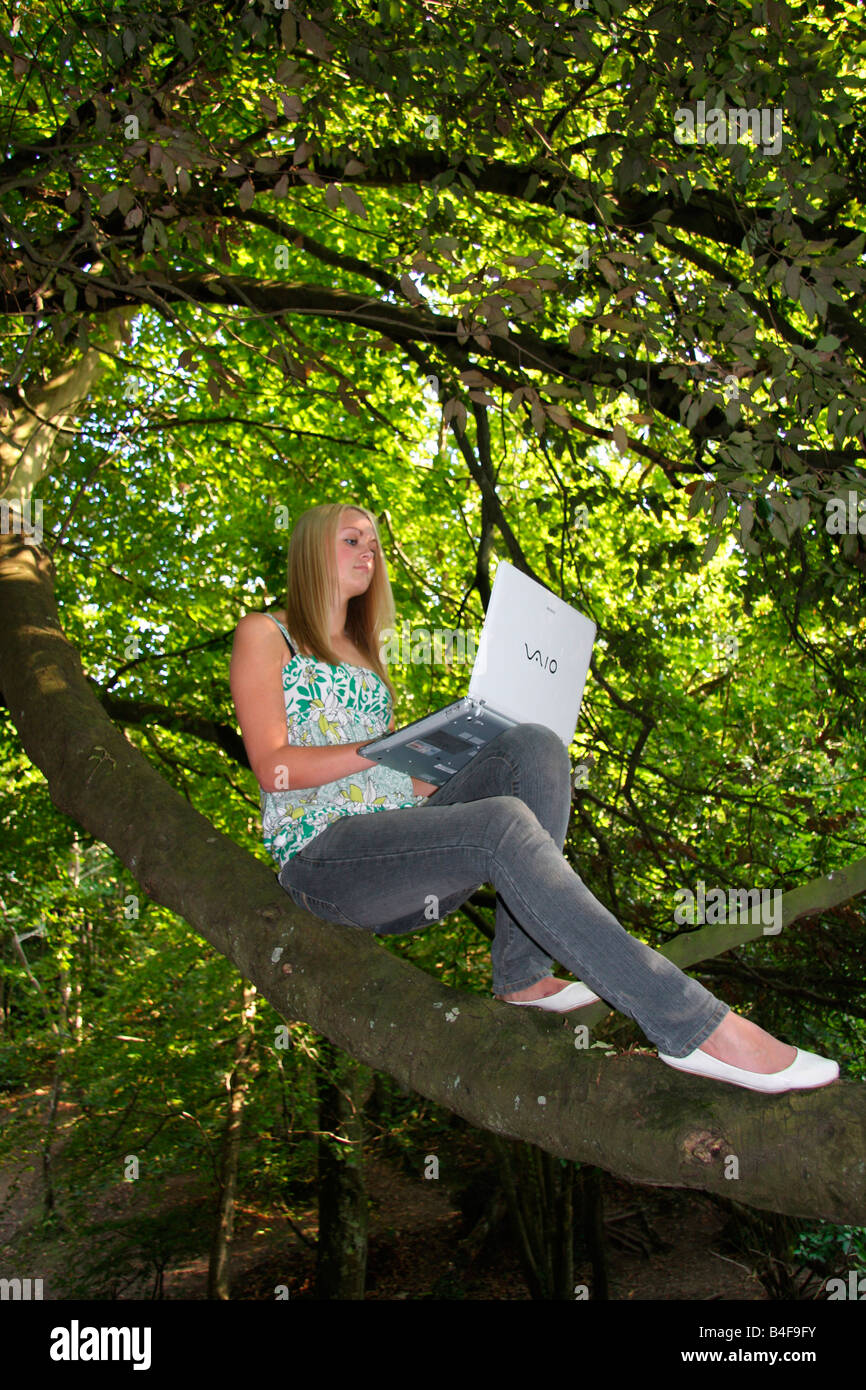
[1,532,864,1223]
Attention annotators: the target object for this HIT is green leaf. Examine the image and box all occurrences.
[702,531,723,563]
[341,187,367,218]
[173,19,194,61]
[281,12,297,49]
[688,482,707,518]
[612,423,628,455]
[784,264,800,299]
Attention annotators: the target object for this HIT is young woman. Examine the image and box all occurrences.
[230,501,840,1094]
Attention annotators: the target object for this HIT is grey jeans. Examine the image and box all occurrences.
[277,722,728,1057]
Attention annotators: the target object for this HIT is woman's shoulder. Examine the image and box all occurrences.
[235,609,289,633]
[233,610,300,656]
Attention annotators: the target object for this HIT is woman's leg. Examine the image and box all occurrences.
[278,723,728,1057]
[423,720,574,995]
[283,721,572,991]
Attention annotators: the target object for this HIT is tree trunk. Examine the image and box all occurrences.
[0,308,135,499]
[1,533,866,1224]
[4,896,64,1219]
[489,1135,575,1299]
[207,981,259,1299]
[315,1038,369,1299]
[578,1165,609,1300]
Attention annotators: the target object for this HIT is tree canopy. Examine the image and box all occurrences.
[2,0,866,1260]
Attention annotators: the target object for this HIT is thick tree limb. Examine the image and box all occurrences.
[0,250,810,461]
[0,310,134,497]
[88,688,248,767]
[6,246,866,477]
[1,533,864,1223]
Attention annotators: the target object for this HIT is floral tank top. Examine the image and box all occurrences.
[260,615,426,867]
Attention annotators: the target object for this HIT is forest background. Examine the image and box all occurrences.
[1,0,865,1301]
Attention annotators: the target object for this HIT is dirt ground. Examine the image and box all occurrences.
[0,1085,812,1301]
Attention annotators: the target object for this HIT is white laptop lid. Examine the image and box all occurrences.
[468,560,595,747]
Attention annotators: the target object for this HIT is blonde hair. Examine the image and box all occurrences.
[283,502,398,702]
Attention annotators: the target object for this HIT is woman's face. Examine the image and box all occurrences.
[334,509,378,603]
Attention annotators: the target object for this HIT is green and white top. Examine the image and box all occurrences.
[259,614,426,868]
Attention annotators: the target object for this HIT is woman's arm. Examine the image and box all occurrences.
[230,613,376,792]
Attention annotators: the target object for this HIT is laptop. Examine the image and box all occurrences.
[360,560,596,786]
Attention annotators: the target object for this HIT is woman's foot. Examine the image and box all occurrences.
[698,1012,797,1074]
[661,1011,839,1092]
[496,976,601,1013]
[503,988,824,1083]
[499,976,572,1003]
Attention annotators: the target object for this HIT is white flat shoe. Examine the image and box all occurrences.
[658,1045,840,1093]
[497,981,602,1013]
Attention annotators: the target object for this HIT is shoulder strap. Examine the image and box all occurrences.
[264,612,296,657]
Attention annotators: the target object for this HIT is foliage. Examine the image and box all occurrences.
[1,0,865,1293]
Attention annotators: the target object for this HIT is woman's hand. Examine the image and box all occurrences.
[411,775,439,797]
[383,716,436,795]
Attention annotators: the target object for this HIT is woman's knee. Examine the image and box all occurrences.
[477,793,541,846]
[497,722,571,779]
